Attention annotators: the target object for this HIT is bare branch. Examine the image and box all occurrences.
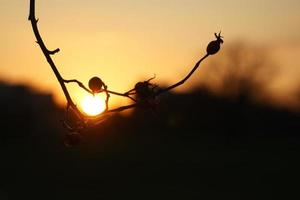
[107,103,138,113]
[157,54,209,95]
[63,79,93,94]
[107,90,137,102]
[124,88,136,95]
[28,0,83,119]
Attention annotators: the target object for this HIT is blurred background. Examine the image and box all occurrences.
[0,0,300,199]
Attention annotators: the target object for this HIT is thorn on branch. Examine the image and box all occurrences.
[48,48,60,55]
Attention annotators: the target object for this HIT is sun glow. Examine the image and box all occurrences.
[81,95,106,116]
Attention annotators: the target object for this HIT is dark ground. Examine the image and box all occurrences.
[0,82,299,199]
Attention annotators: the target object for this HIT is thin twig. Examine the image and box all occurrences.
[103,84,110,111]
[157,54,209,95]
[107,90,137,102]
[106,103,138,113]
[63,79,93,94]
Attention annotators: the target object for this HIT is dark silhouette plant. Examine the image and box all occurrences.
[28,0,223,145]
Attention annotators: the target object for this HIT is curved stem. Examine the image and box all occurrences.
[157,54,209,95]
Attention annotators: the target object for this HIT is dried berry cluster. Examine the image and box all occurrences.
[28,0,223,146]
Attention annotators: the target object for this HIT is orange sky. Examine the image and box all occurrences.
[1,0,300,109]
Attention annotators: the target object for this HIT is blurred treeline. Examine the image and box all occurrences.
[0,79,299,199]
[1,43,300,199]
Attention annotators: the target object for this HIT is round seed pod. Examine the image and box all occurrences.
[206,32,224,55]
[88,76,103,93]
[135,82,152,99]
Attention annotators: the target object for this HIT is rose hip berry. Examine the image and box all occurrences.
[88,76,103,93]
[206,32,224,55]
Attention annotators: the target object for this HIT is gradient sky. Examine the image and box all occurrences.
[1,0,300,108]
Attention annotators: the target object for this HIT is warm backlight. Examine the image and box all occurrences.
[81,95,106,116]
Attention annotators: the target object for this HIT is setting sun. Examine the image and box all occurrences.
[81,95,106,116]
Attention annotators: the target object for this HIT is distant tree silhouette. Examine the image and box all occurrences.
[196,42,278,105]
